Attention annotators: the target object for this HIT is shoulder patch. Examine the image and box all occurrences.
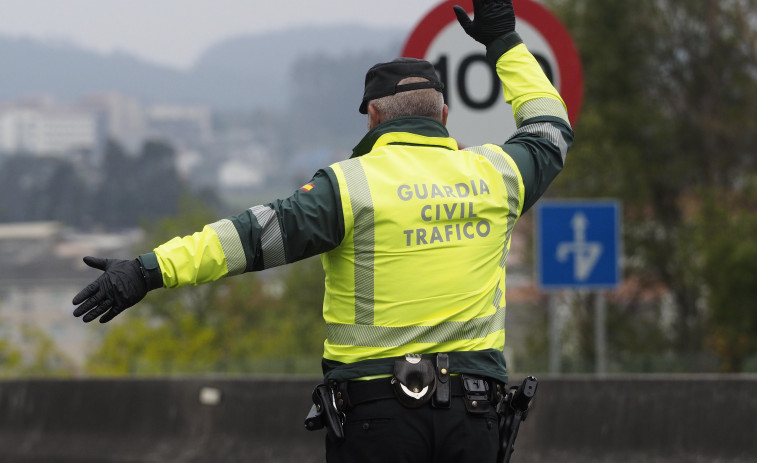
[299,182,315,192]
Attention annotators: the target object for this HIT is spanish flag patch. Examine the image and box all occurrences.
[299,182,315,192]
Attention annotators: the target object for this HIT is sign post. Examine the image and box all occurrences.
[536,200,622,374]
[402,0,583,145]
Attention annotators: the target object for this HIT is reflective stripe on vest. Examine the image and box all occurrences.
[325,305,507,347]
[340,158,376,325]
[465,143,524,270]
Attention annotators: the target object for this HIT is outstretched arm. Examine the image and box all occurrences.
[73,168,344,323]
[152,169,344,288]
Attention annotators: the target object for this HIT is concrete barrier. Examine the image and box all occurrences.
[514,375,757,462]
[1,375,755,462]
[0,377,321,463]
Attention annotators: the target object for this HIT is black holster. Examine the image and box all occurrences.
[304,383,345,443]
[497,376,538,463]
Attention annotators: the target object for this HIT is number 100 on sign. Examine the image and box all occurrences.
[401,0,583,147]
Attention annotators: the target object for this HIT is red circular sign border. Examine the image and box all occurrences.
[401,0,583,124]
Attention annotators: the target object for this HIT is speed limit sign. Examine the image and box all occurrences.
[402,0,583,145]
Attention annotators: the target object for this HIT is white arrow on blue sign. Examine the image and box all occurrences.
[536,200,621,289]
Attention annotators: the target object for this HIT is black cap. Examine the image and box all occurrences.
[359,58,444,114]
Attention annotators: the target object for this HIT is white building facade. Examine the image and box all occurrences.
[0,105,97,155]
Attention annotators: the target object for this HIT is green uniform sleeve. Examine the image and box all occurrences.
[152,169,344,288]
[488,32,575,214]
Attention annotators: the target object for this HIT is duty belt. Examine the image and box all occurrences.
[335,374,504,413]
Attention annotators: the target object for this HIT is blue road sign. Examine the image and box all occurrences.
[536,200,621,289]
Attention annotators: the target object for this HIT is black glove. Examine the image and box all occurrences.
[72,256,147,323]
[453,0,516,46]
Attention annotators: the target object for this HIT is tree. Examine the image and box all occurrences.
[45,160,91,225]
[700,197,757,372]
[0,156,89,225]
[94,139,191,230]
[275,255,327,368]
[545,0,757,370]
[93,140,133,228]
[133,140,186,219]
[0,319,22,375]
[282,45,401,186]
[0,320,75,377]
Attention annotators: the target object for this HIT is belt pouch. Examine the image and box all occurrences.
[461,374,492,414]
[392,354,436,408]
[432,353,450,408]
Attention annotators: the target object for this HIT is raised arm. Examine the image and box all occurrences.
[455,0,574,213]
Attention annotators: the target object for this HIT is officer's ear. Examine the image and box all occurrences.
[442,104,449,126]
[367,103,382,130]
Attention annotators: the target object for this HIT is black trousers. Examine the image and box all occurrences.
[325,395,501,463]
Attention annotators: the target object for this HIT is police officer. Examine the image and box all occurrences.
[73,0,572,461]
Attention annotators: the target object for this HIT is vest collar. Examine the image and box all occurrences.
[350,116,458,159]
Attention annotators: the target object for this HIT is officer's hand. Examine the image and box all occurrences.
[453,0,516,46]
[72,256,147,323]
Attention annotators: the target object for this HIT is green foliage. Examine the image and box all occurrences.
[543,0,757,371]
[274,256,327,360]
[0,327,22,375]
[16,325,77,376]
[699,192,757,372]
[0,321,75,377]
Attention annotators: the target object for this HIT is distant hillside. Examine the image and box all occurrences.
[0,37,186,102]
[0,25,405,110]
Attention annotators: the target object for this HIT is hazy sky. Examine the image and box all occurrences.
[0,0,443,69]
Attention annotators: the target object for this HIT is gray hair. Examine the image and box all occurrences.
[369,77,445,122]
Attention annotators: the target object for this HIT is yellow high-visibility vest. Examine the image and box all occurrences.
[322,131,525,364]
